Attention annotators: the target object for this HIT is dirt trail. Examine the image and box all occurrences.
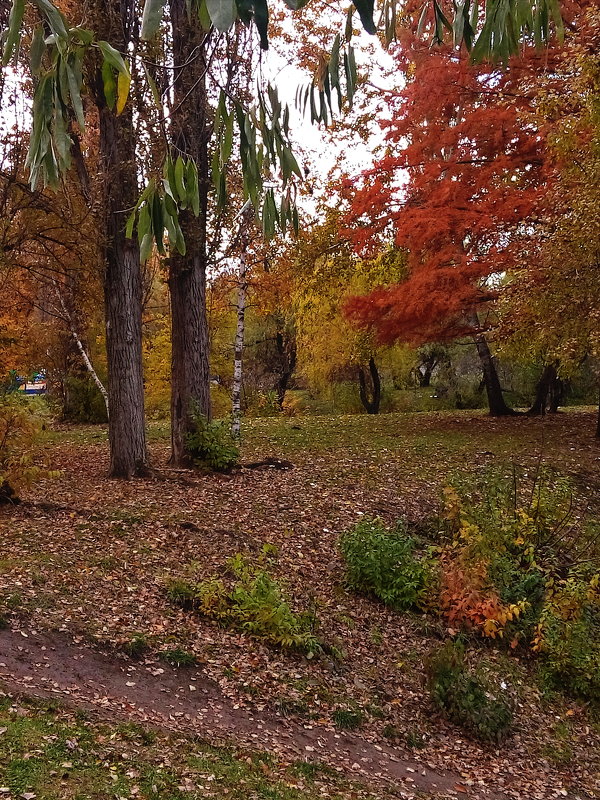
[0,625,501,799]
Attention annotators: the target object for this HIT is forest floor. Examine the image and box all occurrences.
[1,408,599,800]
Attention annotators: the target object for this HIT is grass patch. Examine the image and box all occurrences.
[0,696,387,800]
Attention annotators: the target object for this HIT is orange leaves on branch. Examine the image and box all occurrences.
[342,19,581,345]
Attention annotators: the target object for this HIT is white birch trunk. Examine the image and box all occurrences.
[53,281,110,418]
[231,248,247,440]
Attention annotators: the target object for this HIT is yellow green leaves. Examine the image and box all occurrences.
[98,40,131,114]
[125,156,201,262]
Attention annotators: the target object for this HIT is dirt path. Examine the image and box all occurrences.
[0,625,503,799]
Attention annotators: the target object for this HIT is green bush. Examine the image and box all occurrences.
[426,641,513,743]
[340,517,432,610]
[63,375,108,423]
[159,648,197,668]
[0,395,56,502]
[534,576,600,701]
[166,555,323,658]
[186,409,239,472]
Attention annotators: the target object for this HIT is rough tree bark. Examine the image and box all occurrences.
[275,331,297,409]
[93,0,148,478]
[466,310,516,416]
[358,356,381,414]
[168,0,211,467]
[527,362,560,416]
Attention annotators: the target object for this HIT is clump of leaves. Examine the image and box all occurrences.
[426,641,513,743]
[186,407,239,472]
[339,517,434,610]
[166,553,323,658]
[159,648,197,668]
[0,395,57,503]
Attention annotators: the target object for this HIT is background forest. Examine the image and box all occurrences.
[1,2,600,800]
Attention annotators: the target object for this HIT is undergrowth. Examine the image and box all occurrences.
[426,641,513,743]
[166,550,324,658]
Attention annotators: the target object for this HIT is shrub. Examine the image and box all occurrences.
[166,554,324,658]
[159,648,197,668]
[437,468,600,700]
[186,408,239,472]
[332,708,364,730]
[122,633,150,658]
[63,375,108,423]
[0,395,57,503]
[340,517,433,610]
[426,641,513,743]
[533,574,600,700]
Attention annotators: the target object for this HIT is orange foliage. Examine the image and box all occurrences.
[342,8,589,345]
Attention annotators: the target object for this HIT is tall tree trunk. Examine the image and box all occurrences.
[596,385,600,439]
[358,356,381,414]
[231,225,250,440]
[94,0,148,478]
[466,310,516,416]
[275,332,296,408]
[527,362,559,416]
[168,1,211,466]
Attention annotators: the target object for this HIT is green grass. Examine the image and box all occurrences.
[0,695,390,800]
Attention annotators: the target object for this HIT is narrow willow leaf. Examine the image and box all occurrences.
[205,0,237,31]
[116,69,131,114]
[253,0,269,50]
[345,4,354,42]
[152,192,165,254]
[186,159,200,216]
[143,63,162,109]
[31,0,68,41]
[2,0,25,67]
[98,40,128,76]
[174,156,187,205]
[140,232,153,263]
[141,0,167,40]
[352,0,376,35]
[66,60,85,128]
[30,25,45,74]
[102,61,116,109]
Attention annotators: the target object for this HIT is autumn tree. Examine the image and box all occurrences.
[343,10,583,415]
[500,5,600,432]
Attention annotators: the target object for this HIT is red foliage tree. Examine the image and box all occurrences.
[343,13,584,413]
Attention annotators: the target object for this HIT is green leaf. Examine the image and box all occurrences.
[174,156,187,205]
[31,0,68,41]
[98,40,128,76]
[352,0,376,35]
[30,25,46,74]
[152,192,165,254]
[141,0,167,40]
[143,63,162,110]
[102,61,116,110]
[205,0,237,31]
[140,232,153,264]
[66,60,85,128]
[186,159,200,216]
[2,0,25,67]
[345,5,354,42]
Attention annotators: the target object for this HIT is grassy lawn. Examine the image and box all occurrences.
[0,695,385,800]
[1,409,600,798]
